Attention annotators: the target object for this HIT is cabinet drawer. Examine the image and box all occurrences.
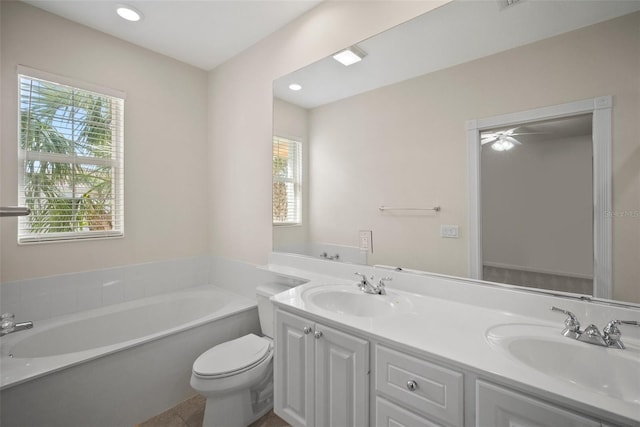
[376,397,441,427]
[476,380,601,427]
[375,345,463,427]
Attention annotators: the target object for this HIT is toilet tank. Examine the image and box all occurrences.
[256,282,293,338]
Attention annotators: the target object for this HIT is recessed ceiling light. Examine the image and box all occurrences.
[116,4,143,22]
[289,83,302,91]
[333,46,367,67]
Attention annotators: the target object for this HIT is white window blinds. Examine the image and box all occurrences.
[17,67,125,243]
[273,136,302,225]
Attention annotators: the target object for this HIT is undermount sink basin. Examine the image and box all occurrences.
[301,285,411,318]
[486,324,640,404]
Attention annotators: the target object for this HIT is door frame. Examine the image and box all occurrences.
[466,96,612,299]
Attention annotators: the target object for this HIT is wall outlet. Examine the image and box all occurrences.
[440,225,459,238]
[359,230,373,252]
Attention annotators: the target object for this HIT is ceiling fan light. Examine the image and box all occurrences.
[491,139,514,151]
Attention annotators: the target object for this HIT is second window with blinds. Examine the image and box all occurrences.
[273,136,302,225]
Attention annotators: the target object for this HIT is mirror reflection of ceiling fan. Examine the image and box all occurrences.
[480,128,544,151]
[481,115,591,152]
[481,128,521,151]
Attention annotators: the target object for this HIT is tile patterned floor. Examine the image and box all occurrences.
[136,394,290,427]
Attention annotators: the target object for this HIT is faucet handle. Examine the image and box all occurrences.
[603,320,640,349]
[378,277,392,288]
[354,272,369,289]
[551,306,581,338]
[619,320,640,327]
[354,272,374,281]
[603,320,623,348]
[603,320,639,332]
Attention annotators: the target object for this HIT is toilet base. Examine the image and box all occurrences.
[199,363,273,427]
[202,387,272,427]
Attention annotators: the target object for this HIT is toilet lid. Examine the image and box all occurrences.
[193,334,272,378]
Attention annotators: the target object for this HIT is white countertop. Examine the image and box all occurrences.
[267,264,640,426]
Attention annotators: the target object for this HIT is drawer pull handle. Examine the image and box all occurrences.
[303,327,312,335]
[406,380,418,391]
[314,331,323,339]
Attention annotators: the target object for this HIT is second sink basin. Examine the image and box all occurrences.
[486,323,640,404]
[302,284,411,318]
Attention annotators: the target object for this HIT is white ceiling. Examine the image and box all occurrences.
[21,0,322,71]
[20,0,640,103]
[274,0,640,109]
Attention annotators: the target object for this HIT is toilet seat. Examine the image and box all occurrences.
[193,334,272,379]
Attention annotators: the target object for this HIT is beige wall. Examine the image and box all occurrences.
[304,12,639,301]
[207,1,450,265]
[0,2,210,281]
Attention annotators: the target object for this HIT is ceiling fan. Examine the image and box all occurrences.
[480,127,543,151]
[480,128,522,151]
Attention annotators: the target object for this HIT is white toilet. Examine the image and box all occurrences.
[190,283,289,427]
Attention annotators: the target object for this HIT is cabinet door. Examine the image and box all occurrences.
[274,310,315,427]
[476,381,601,427]
[315,323,370,427]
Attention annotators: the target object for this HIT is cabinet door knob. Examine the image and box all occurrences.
[314,331,323,339]
[303,326,312,335]
[406,380,418,391]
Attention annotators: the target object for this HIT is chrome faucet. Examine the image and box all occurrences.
[0,313,33,337]
[551,307,639,349]
[354,273,390,295]
[320,252,340,261]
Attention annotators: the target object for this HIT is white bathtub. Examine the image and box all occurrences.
[0,284,260,427]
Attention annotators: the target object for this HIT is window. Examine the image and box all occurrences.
[17,66,124,243]
[273,136,302,225]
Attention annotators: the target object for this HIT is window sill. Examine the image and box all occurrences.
[273,223,303,228]
[18,231,124,245]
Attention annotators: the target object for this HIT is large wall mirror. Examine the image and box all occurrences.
[272,0,640,305]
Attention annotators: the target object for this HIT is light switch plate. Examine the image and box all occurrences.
[440,225,459,238]
[359,230,373,252]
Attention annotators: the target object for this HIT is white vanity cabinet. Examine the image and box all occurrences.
[274,309,369,427]
[475,381,601,427]
[272,300,636,427]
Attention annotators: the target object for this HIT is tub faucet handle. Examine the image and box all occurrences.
[0,313,32,337]
[1,313,16,334]
[1,312,15,323]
